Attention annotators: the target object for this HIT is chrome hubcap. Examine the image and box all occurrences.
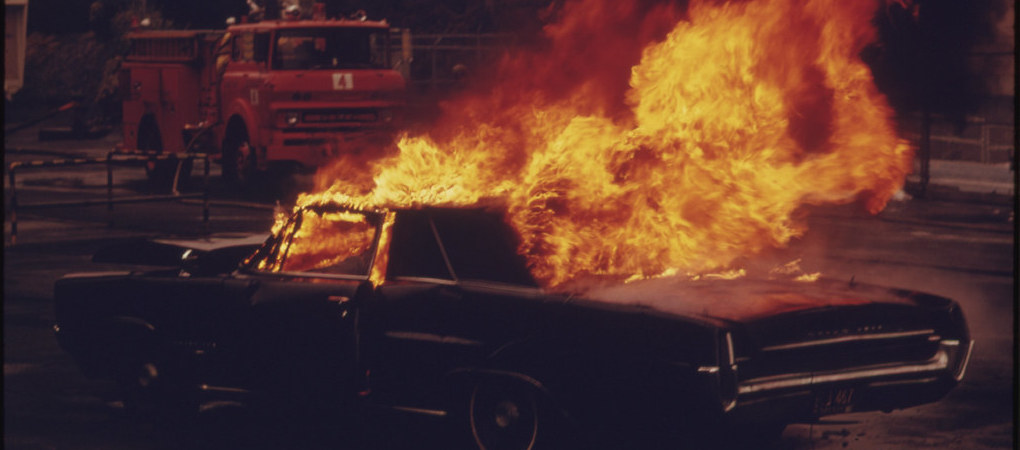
[494,400,520,428]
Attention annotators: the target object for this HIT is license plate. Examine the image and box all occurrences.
[813,387,856,415]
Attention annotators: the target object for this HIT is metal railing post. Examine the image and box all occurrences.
[919,109,931,198]
[171,155,182,196]
[7,151,218,242]
[107,152,115,227]
[9,167,18,245]
[431,36,439,91]
[203,153,210,230]
[980,121,991,163]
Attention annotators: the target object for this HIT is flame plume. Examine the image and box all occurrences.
[300,0,913,287]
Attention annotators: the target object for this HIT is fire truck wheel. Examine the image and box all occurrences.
[223,132,257,186]
[140,124,192,191]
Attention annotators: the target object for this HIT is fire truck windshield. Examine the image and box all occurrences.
[273,28,388,70]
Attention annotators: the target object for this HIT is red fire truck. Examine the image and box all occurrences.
[121,11,405,187]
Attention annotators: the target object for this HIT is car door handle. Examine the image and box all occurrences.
[328,295,351,304]
[328,295,355,318]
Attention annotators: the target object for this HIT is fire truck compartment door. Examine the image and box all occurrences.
[134,68,161,105]
[160,69,178,113]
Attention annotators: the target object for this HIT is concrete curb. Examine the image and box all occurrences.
[903,181,1015,206]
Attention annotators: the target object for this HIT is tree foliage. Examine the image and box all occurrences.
[867,0,1008,122]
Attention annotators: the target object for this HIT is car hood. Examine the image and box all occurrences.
[92,233,268,275]
[582,276,921,324]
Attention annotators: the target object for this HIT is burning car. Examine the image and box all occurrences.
[54,203,972,448]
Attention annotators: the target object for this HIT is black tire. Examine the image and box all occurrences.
[140,122,192,191]
[222,129,256,187]
[468,379,544,450]
[112,353,197,424]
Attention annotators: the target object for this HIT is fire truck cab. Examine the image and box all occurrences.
[121,15,405,186]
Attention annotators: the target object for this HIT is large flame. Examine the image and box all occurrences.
[299,0,912,287]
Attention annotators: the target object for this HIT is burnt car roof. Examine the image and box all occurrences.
[249,203,539,287]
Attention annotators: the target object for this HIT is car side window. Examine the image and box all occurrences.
[270,210,379,276]
[432,210,538,286]
[386,210,452,280]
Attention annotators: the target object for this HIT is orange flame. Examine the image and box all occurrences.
[267,210,377,274]
[299,0,912,287]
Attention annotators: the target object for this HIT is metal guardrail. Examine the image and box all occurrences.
[6,150,211,245]
[389,31,515,91]
[903,112,1015,197]
[902,117,1014,164]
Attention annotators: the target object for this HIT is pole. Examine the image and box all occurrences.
[171,157,182,196]
[203,154,210,229]
[919,109,931,198]
[107,152,115,227]
[9,168,18,245]
[431,39,438,91]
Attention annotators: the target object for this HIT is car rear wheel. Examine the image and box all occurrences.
[469,379,541,450]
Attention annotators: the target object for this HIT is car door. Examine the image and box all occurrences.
[365,209,483,407]
[238,276,365,406]
[226,207,383,407]
[427,207,544,344]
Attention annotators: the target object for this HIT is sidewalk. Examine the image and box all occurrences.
[904,159,1015,205]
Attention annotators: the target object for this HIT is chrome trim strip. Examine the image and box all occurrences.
[390,276,458,285]
[868,377,939,388]
[697,366,720,374]
[736,389,811,407]
[954,340,975,382]
[761,329,937,352]
[722,332,737,413]
[738,350,949,395]
[723,397,738,413]
[61,271,133,279]
[389,405,448,417]
[384,330,484,347]
[725,332,735,366]
[266,270,371,281]
[199,384,250,394]
[428,216,458,282]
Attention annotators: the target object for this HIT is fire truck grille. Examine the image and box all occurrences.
[302,109,378,124]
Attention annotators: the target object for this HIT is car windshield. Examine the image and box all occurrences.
[273,28,388,70]
[254,208,381,276]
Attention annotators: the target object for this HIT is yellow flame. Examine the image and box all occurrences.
[296,0,911,288]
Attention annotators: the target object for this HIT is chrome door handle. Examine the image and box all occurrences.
[328,295,351,304]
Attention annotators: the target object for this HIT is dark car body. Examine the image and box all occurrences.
[53,204,973,447]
